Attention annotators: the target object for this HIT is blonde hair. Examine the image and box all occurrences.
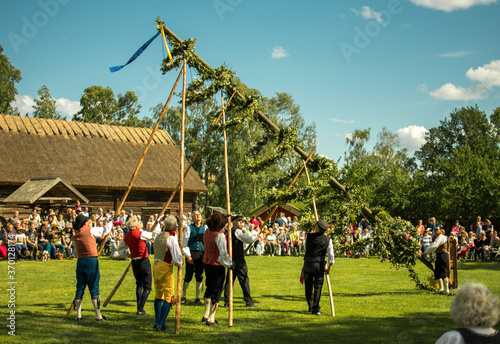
[126,216,138,231]
[450,283,499,328]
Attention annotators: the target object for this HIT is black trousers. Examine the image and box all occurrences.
[303,257,325,313]
[224,257,253,305]
[434,252,449,280]
[184,250,204,283]
[131,258,152,311]
[203,264,225,304]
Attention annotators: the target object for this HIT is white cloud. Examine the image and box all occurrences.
[330,118,360,124]
[430,83,487,100]
[465,59,500,87]
[351,6,384,23]
[271,46,289,59]
[10,94,80,117]
[11,94,35,114]
[430,60,499,100]
[410,0,497,12]
[56,98,81,116]
[337,132,352,140]
[438,51,474,57]
[397,125,428,153]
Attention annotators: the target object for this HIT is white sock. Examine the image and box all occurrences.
[75,298,83,318]
[196,282,203,299]
[208,302,218,322]
[91,298,102,320]
[203,298,211,319]
[182,281,189,298]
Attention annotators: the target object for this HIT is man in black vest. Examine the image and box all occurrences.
[223,215,257,307]
[303,219,335,315]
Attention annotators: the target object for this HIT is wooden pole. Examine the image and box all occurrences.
[100,92,237,307]
[302,159,318,221]
[222,91,233,327]
[326,274,335,317]
[175,59,187,335]
[103,262,132,307]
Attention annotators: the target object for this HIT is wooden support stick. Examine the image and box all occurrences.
[100,92,237,308]
[222,91,233,327]
[326,274,335,317]
[103,262,132,307]
[175,59,187,335]
[302,158,318,221]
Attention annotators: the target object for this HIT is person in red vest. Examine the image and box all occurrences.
[72,214,113,321]
[152,215,183,332]
[202,212,232,326]
[119,216,154,315]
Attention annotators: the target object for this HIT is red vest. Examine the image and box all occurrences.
[163,230,176,264]
[124,228,148,259]
[74,225,98,259]
[203,230,222,266]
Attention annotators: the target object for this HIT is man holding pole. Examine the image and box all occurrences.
[153,215,183,332]
[223,215,257,307]
[119,216,154,315]
[424,223,450,293]
[72,214,113,320]
[303,219,335,315]
[181,210,205,304]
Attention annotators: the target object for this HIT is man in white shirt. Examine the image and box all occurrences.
[425,224,450,293]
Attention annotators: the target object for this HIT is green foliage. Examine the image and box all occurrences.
[0,44,22,114]
[32,85,62,119]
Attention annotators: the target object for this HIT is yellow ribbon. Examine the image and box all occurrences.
[156,25,174,65]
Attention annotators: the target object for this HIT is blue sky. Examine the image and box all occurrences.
[1,0,499,163]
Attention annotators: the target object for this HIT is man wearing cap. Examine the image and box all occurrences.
[202,212,232,326]
[119,216,154,315]
[223,215,257,307]
[153,215,183,332]
[72,214,113,320]
[181,210,206,304]
[424,224,450,293]
[303,219,335,315]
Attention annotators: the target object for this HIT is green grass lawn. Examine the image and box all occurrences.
[1,255,499,344]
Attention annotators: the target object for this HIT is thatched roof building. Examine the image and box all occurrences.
[0,114,207,219]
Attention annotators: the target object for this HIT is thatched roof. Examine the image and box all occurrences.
[0,115,207,192]
[3,177,89,204]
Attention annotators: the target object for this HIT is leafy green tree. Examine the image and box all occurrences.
[74,86,117,124]
[32,85,62,119]
[0,44,22,114]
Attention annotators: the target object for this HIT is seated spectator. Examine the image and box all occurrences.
[435,283,499,344]
[14,222,28,260]
[26,221,39,260]
[474,231,490,262]
[254,228,265,256]
[457,232,469,261]
[278,227,290,256]
[361,228,372,257]
[110,226,125,259]
[9,210,20,224]
[29,209,41,227]
[265,227,277,256]
[483,219,494,241]
[251,215,259,230]
[57,214,66,231]
[466,232,476,260]
[61,225,75,257]
[47,223,63,259]
[289,225,301,257]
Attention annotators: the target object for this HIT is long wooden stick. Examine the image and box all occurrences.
[326,274,335,317]
[263,147,316,225]
[100,92,237,307]
[175,59,187,335]
[222,91,233,327]
[103,262,132,307]
[303,162,318,221]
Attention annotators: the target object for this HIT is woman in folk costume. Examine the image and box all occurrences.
[152,215,183,332]
[202,212,232,326]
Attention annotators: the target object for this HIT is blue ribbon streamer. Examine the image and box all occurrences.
[109,31,161,73]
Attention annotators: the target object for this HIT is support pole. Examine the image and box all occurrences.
[222,91,233,327]
[326,274,335,317]
[103,263,132,307]
[175,59,187,335]
[302,160,318,221]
